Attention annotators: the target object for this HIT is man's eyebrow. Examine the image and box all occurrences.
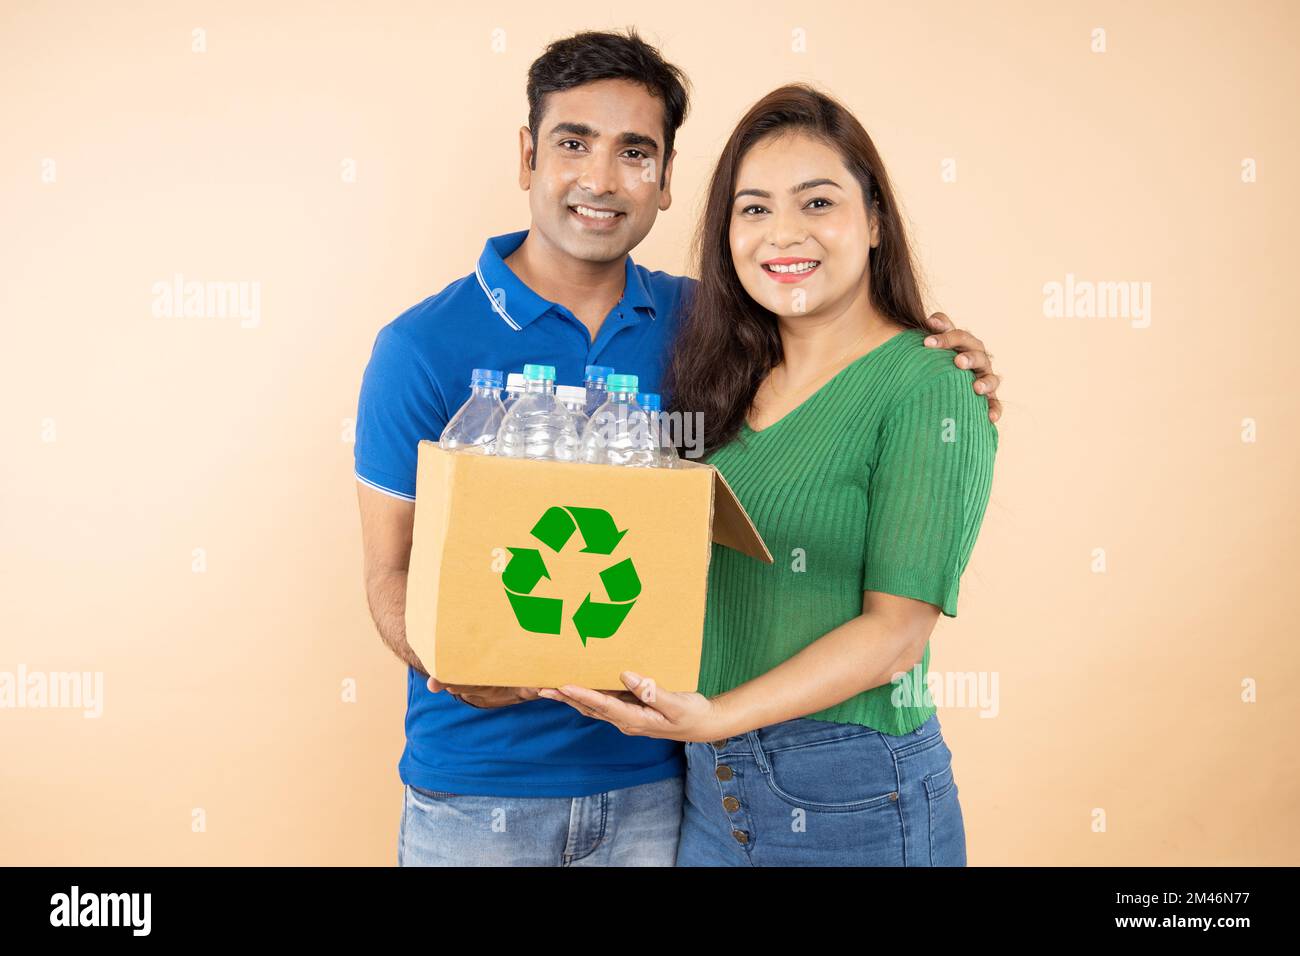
[547,123,660,152]
[549,122,597,138]
[733,178,844,202]
[618,131,659,152]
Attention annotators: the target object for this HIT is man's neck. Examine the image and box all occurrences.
[503,230,627,341]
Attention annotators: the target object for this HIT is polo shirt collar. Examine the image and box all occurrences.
[619,250,656,319]
[474,230,657,332]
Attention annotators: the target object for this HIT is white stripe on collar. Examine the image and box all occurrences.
[474,264,522,332]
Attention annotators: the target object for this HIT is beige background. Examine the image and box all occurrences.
[2,0,1297,865]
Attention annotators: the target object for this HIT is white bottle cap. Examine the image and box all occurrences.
[556,385,586,404]
[505,372,526,392]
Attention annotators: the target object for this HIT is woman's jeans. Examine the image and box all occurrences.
[677,712,966,866]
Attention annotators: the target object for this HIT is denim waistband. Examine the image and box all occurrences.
[701,712,942,764]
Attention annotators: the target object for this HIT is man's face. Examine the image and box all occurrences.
[519,78,675,264]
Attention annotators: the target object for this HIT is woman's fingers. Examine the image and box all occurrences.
[621,671,658,705]
[540,685,667,734]
[537,687,597,718]
[557,685,645,725]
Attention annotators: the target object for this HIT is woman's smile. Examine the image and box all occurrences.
[761,256,822,283]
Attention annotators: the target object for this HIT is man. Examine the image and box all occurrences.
[355,29,1003,867]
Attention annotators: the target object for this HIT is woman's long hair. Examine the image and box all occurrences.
[664,84,930,456]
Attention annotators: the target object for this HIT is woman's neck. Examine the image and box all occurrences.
[746,282,907,433]
[774,283,899,377]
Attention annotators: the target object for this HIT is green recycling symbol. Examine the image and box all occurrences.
[502,506,641,645]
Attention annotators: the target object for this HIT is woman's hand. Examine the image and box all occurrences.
[922,311,1002,423]
[538,672,731,743]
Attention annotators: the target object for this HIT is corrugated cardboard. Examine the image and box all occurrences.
[405,442,772,691]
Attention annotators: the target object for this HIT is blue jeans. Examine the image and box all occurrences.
[676,713,966,866]
[398,774,683,866]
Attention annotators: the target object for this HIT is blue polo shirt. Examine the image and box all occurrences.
[354,230,694,798]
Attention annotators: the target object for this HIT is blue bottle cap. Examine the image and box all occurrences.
[607,373,638,393]
[584,365,615,382]
[637,392,660,411]
[470,368,504,387]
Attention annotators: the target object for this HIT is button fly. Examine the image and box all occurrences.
[715,765,734,781]
[722,796,740,812]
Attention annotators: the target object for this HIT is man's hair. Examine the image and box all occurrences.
[526,29,691,178]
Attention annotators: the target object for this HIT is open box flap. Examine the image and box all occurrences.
[676,458,773,564]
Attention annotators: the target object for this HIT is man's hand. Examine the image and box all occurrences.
[922,312,1003,423]
[427,677,539,709]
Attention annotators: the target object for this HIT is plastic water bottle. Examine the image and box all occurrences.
[637,391,677,469]
[502,372,526,413]
[583,365,614,418]
[439,368,506,454]
[581,373,659,467]
[496,364,579,461]
[556,384,590,437]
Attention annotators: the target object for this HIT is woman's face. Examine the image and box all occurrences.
[728,132,878,319]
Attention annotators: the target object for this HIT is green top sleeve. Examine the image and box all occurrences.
[862,365,998,616]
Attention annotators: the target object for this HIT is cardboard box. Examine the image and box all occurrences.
[405,442,772,691]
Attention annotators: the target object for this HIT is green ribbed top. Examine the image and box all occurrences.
[697,328,998,735]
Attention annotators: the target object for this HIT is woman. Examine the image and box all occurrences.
[539,85,998,866]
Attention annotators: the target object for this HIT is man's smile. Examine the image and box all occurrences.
[569,203,626,229]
